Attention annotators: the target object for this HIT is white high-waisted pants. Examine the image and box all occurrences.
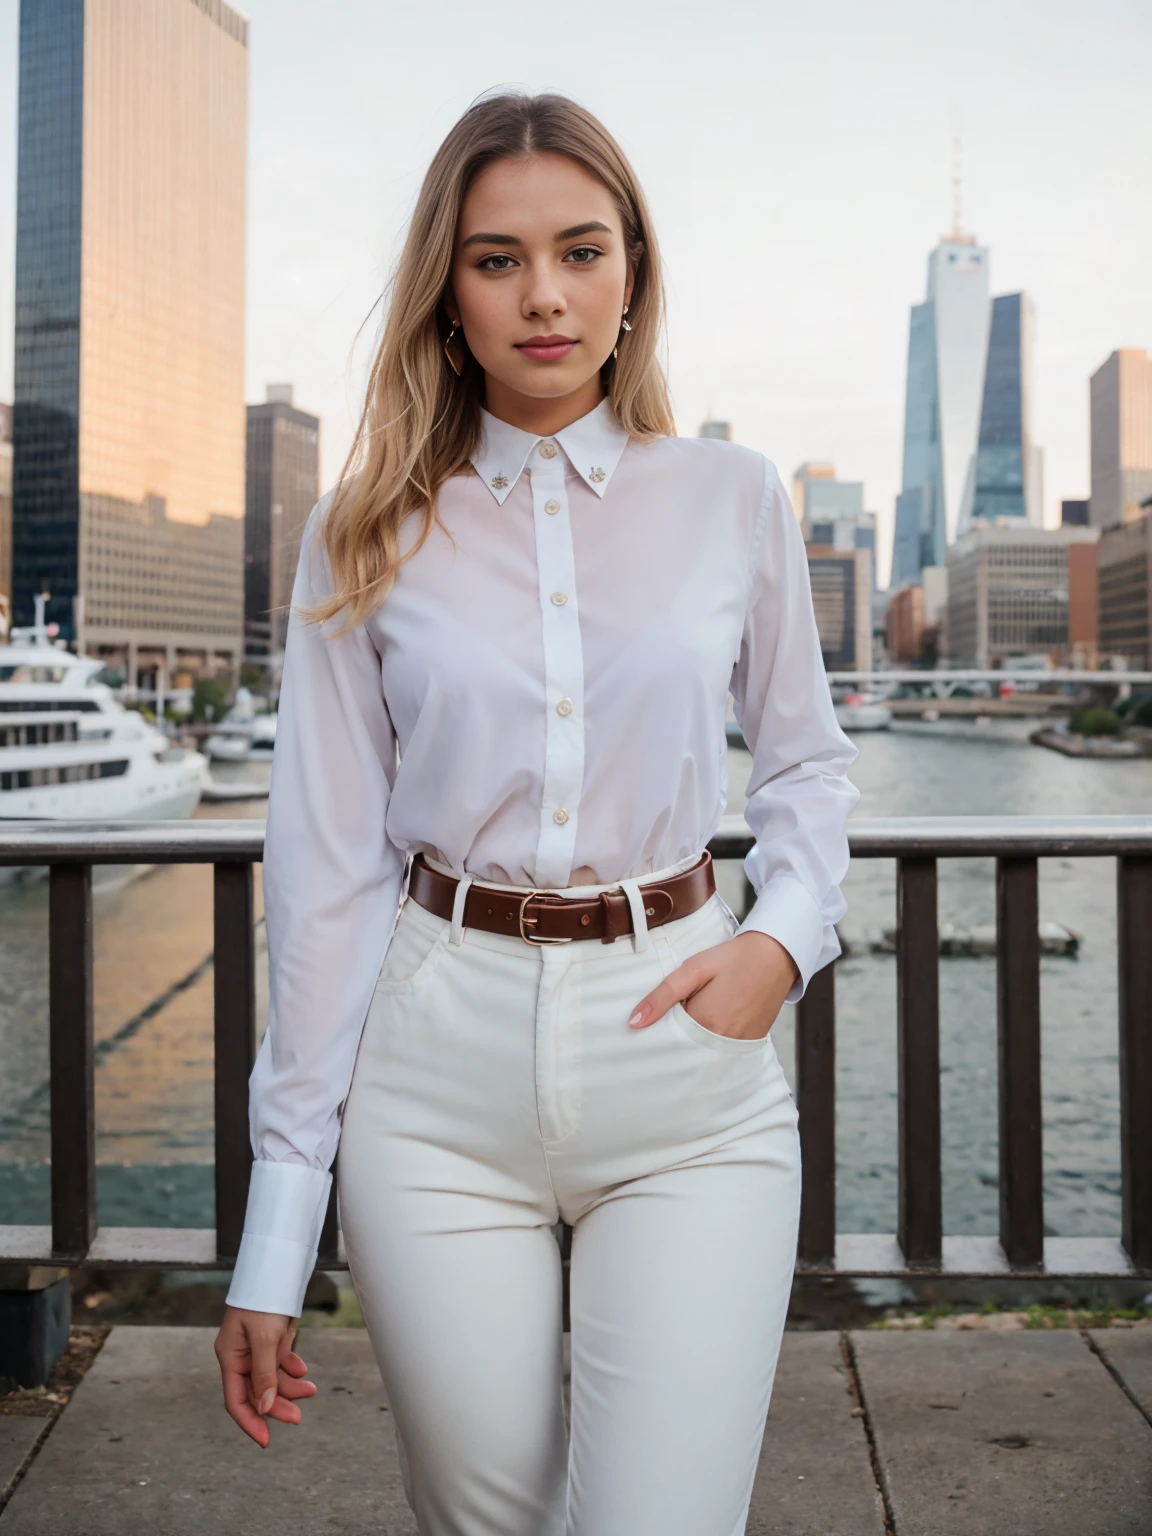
[338,884,801,1536]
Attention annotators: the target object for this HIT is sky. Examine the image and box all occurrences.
[0,0,1149,586]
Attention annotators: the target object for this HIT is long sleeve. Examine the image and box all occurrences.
[225,499,406,1316]
[730,462,860,1001]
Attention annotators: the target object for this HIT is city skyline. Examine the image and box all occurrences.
[0,0,1150,587]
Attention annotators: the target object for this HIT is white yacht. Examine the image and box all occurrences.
[0,598,210,823]
[204,687,277,762]
[833,692,893,733]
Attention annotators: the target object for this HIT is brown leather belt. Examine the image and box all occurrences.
[407,853,716,945]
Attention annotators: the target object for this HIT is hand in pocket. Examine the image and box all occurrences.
[628,931,798,1041]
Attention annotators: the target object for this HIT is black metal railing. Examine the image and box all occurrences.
[1,816,1150,1281]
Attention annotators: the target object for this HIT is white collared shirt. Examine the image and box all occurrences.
[225,399,859,1316]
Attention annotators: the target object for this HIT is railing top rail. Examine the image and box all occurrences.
[825,669,1152,685]
[0,818,268,864]
[1,814,1152,865]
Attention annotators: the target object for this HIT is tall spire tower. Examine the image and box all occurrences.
[891,134,992,585]
[951,131,965,241]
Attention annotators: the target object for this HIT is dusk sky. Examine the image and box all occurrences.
[1,0,1149,583]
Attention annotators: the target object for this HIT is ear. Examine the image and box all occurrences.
[623,247,641,312]
[442,287,460,327]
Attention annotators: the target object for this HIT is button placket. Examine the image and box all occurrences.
[529,450,584,888]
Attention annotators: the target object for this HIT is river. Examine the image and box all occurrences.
[1,725,1149,1243]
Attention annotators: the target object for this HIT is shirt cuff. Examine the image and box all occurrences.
[224,1160,333,1317]
[736,875,831,1002]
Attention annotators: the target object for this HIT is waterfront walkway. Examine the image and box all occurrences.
[2,1325,1150,1533]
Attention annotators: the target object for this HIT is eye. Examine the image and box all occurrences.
[477,253,517,272]
[564,245,602,265]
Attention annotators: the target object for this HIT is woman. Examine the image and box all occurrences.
[215,91,858,1535]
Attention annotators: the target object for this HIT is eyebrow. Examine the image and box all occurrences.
[460,220,613,250]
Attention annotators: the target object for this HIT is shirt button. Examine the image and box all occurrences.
[550,591,568,606]
[539,441,558,459]
[553,808,569,825]
[544,499,561,515]
[556,698,573,716]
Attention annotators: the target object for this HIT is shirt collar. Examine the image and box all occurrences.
[470,398,630,505]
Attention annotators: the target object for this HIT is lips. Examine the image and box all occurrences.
[515,335,577,362]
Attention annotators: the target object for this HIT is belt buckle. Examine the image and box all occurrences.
[518,890,570,945]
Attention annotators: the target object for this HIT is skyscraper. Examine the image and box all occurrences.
[245,385,321,659]
[1089,349,1152,530]
[793,463,877,588]
[967,294,1043,528]
[804,545,873,671]
[945,524,1098,667]
[13,0,248,685]
[893,234,991,584]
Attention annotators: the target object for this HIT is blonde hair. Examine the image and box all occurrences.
[311,91,675,630]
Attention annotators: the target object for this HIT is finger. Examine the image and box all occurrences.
[280,1349,311,1379]
[251,1333,283,1418]
[264,1394,304,1426]
[222,1363,270,1447]
[628,960,707,1029]
[275,1365,317,1400]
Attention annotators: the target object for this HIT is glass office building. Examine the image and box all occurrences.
[969,294,1043,527]
[894,237,991,584]
[13,0,248,681]
[245,386,321,660]
[1090,349,1152,531]
[794,463,876,589]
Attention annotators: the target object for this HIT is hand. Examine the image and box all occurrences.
[214,1305,318,1447]
[628,931,799,1042]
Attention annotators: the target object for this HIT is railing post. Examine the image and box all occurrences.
[795,961,836,1267]
[214,862,257,1259]
[896,856,941,1266]
[996,856,1043,1267]
[1118,855,1152,1269]
[49,864,96,1258]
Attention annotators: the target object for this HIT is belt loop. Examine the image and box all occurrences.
[449,874,475,946]
[619,878,650,953]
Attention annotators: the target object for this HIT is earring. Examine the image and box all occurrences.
[613,305,632,360]
[444,320,464,378]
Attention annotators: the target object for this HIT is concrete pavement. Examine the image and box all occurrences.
[2,1324,1149,1534]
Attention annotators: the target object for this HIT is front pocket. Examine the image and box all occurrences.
[671,1000,769,1056]
[373,904,448,995]
[652,904,769,1060]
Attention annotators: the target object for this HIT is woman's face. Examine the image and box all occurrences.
[448,152,634,425]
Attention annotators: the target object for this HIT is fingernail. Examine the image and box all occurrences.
[628,1008,645,1027]
[259,1388,276,1415]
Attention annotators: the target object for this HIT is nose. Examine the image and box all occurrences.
[521,258,567,323]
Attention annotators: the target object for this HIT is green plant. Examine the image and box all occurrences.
[1128,694,1152,729]
[191,676,231,724]
[239,663,268,692]
[1069,707,1121,737]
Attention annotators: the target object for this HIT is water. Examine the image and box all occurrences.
[1,731,1149,1240]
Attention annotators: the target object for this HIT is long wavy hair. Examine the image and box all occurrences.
[310,91,675,630]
